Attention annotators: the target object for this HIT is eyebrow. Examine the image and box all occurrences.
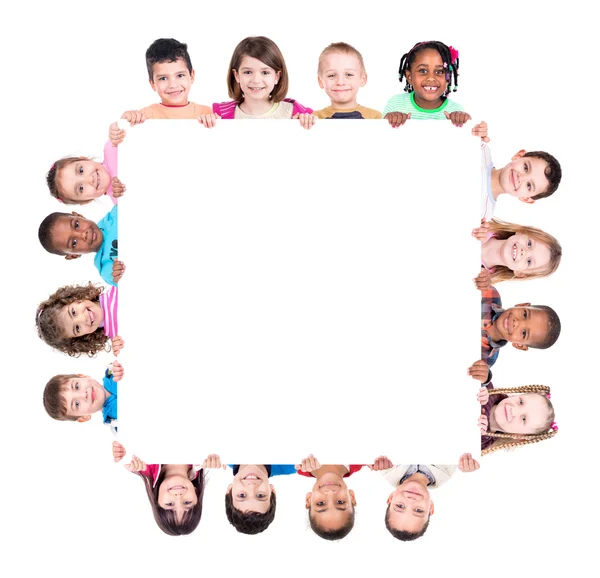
[315,506,347,513]
[416,62,444,68]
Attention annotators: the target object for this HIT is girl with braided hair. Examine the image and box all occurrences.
[382,40,471,128]
[36,282,123,357]
[469,361,557,455]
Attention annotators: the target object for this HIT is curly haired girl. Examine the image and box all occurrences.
[473,219,562,286]
[36,282,122,357]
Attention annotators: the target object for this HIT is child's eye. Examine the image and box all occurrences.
[74,220,79,229]
[524,163,529,173]
[243,70,251,74]
[257,493,266,499]
[396,503,405,509]
[75,383,79,390]
[75,401,79,409]
[177,73,186,78]
[416,508,424,513]
[78,166,83,174]
[261,70,271,75]
[522,330,526,339]
[346,73,354,77]
[519,397,523,405]
[418,68,427,74]
[526,258,531,266]
[328,74,335,78]
[523,310,528,319]
[317,501,325,506]
[75,324,80,334]
[165,502,174,507]
[184,500,193,505]
[527,240,532,248]
[158,76,167,81]
[336,500,345,505]
[78,185,84,193]
[435,69,444,75]
[527,183,532,192]
[237,493,246,499]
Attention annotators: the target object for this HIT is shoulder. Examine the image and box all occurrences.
[444,98,464,112]
[213,101,238,118]
[284,98,314,115]
[139,103,160,118]
[191,102,213,115]
[313,107,331,119]
[357,105,383,119]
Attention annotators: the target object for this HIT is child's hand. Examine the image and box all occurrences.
[111,336,125,356]
[112,260,126,284]
[294,113,317,130]
[112,441,126,462]
[444,111,472,127]
[473,269,492,291]
[109,122,125,146]
[121,110,146,126]
[201,454,226,469]
[367,456,393,471]
[197,113,220,128]
[476,386,489,405]
[295,454,321,472]
[111,360,125,382]
[385,111,411,128]
[112,176,126,198]
[478,414,489,434]
[471,121,490,143]
[471,221,490,241]
[467,360,490,383]
[125,455,147,472]
[458,453,481,473]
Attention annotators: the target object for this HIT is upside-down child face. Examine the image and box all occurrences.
[405,48,448,109]
[492,394,551,434]
[227,465,275,514]
[498,152,550,202]
[56,160,111,204]
[49,213,103,257]
[158,473,198,522]
[491,304,550,350]
[318,52,366,109]
[233,56,281,102]
[498,233,552,275]
[305,472,356,532]
[387,479,433,534]
[61,375,108,421]
[57,299,104,338]
[150,58,195,107]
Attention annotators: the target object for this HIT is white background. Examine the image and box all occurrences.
[1,0,598,575]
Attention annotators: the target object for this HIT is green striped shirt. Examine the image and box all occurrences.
[382,92,463,119]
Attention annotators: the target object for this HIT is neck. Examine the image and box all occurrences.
[330,99,359,110]
[401,472,430,487]
[412,93,443,110]
[481,237,504,268]
[161,101,189,108]
[490,168,503,200]
[311,464,349,478]
[163,464,190,476]
[239,98,275,115]
[486,320,503,343]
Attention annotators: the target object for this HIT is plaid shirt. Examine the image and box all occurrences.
[481,286,506,367]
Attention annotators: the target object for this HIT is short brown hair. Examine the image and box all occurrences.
[318,42,366,74]
[227,36,289,102]
[43,374,78,421]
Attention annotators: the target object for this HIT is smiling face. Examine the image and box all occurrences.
[50,213,103,257]
[56,160,111,204]
[492,394,551,434]
[57,300,104,339]
[233,55,281,102]
[150,58,194,106]
[158,475,198,523]
[228,465,274,514]
[386,480,433,534]
[306,472,356,532]
[499,233,552,275]
[499,152,550,202]
[405,48,448,109]
[318,51,366,109]
[62,375,107,421]
[491,305,550,349]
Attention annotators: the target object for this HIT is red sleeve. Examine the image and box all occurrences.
[345,465,363,477]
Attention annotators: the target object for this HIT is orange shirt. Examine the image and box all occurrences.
[140,102,212,119]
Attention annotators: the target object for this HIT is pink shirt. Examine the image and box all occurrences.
[100,286,118,338]
[103,141,118,205]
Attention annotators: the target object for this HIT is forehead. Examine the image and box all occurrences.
[321,51,362,70]
[152,58,189,76]
[521,394,550,424]
[238,55,274,70]
[412,48,443,66]
[526,157,550,194]
[388,509,427,533]
[513,307,549,342]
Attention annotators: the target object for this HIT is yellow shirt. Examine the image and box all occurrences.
[313,105,382,119]
[140,102,212,119]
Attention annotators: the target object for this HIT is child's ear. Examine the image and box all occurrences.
[514,271,526,278]
[518,196,535,204]
[511,150,526,160]
[514,302,531,307]
[77,415,92,423]
[429,501,435,516]
[360,72,367,87]
[226,484,233,495]
[305,492,312,509]
[512,343,529,351]
[349,489,357,507]
[65,254,82,260]
[270,484,276,496]
[71,211,84,218]
[190,69,195,84]
[386,492,394,505]
[149,79,157,92]
[404,69,411,83]
[317,75,325,89]
[274,70,281,84]
[232,69,240,84]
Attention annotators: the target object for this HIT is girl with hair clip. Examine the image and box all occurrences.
[112,442,224,536]
[46,128,126,205]
[382,40,471,128]
[469,360,558,456]
[472,219,562,289]
[36,282,123,357]
[198,36,316,129]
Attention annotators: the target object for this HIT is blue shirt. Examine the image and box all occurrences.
[229,465,297,477]
[102,370,118,424]
[94,206,118,287]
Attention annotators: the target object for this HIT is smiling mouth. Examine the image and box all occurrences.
[422,86,438,92]
[243,475,261,481]
[88,309,95,325]
[91,387,96,403]
[169,485,186,491]
[405,490,423,498]
[319,482,341,488]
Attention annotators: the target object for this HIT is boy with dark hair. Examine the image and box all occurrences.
[110,38,212,142]
[473,121,562,220]
[481,285,561,367]
[225,464,296,534]
[38,208,124,286]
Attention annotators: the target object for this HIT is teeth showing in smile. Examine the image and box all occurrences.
[423,86,438,92]
[512,243,517,261]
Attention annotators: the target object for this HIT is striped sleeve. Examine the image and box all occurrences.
[100,286,119,338]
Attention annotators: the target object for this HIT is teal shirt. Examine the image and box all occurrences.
[382,92,464,119]
[102,370,118,424]
[94,206,118,286]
